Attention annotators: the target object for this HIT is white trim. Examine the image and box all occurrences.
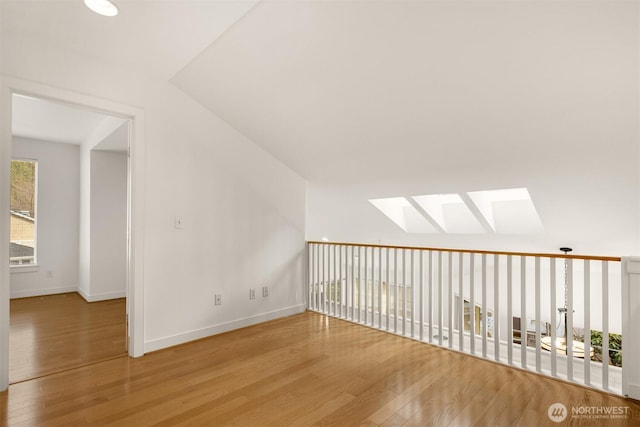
[10,286,77,300]
[9,265,39,274]
[128,107,146,358]
[621,257,640,399]
[77,288,126,302]
[0,75,146,391]
[0,78,12,391]
[144,305,306,353]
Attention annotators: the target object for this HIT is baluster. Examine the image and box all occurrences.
[535,257,541,373]
[350,246,355,320]
[438,251,443,346]
[448,252,454,349]
[470,253,475,355]
[520,256,527,369]
[602,261,609,390]
[402,249,407,335]
[458,252,464,352]
[494,254,500,362]
[550,258,557,376]
[379,247,383,329]
[428,251,433,343]
[411,250,415,338]
[482,253,487,358]
[584,260,591,386]
[364,246,368,325]
[507,255,513,365]
[419,250,424,341]
[310,244,316,310]
[358,246,362,323]
[394,248,399,333]
[338,245,342,317]
[567,258,574,380]
[386,248,390,331]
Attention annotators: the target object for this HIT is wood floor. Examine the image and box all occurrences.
[2,311,639,426]
[9,292,126,383]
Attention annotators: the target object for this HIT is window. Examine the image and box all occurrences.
[455,295,494,338]
[10,159,37,266]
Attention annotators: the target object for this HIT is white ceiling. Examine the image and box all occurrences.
[12,94,124,145]
[173,1,636,189]
[170,0,639,254]
[93,120,129,152]
[5,0,257,149]
[3,0,638,254]
[1,0,258,81]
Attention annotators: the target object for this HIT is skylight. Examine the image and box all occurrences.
[412,193,485,234]
[467,187,543,234]
[369,197,439,233]
[369,187,543,235]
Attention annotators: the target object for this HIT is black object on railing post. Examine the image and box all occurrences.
[559,247,573,354]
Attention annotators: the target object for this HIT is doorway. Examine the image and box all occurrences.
[0,78,145,391]
[9,94,128,383]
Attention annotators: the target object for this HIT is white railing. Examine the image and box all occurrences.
[307,242,631,396]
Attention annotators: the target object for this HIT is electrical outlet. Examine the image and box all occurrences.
[262,286,269,298]
[214,294,222,305]
[46,270,54,278]
[249,289,256,300]
[175,215,184,229]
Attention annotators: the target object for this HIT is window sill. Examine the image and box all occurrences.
[10,265,39,274]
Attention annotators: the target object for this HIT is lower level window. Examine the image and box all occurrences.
[10,159,37,266]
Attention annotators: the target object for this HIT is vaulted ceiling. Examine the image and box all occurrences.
[3,0,638,255]
[1,0,258,81]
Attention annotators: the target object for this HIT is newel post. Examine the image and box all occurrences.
[621,257,640,399]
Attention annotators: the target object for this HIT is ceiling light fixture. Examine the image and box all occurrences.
[84,0,119,17]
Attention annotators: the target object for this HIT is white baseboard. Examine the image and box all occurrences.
[144,304,306,353]
[77,288,126,302]
[10,286,77,299]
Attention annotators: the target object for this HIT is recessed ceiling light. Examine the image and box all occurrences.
[84,0,118,17]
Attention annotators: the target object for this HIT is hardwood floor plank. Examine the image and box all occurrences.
[9,292,126,383]
[2,311,640,426]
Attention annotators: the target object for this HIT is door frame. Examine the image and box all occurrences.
[0,77,145,391]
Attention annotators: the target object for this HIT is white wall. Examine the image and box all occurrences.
[87,150,127,301]
[10,137,79,298]
[0,16,307,357]
[78,116,127,299]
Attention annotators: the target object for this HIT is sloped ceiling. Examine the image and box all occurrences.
[172,1,636,185]
[3,0,638,255]
[1,0,258,81]
[171,1,639,255]
[3,0,257,148]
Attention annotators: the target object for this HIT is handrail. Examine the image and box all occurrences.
[306,241,621,262]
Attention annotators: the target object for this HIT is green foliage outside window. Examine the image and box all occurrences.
[11,160,36,216]
[575,330,622,367]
